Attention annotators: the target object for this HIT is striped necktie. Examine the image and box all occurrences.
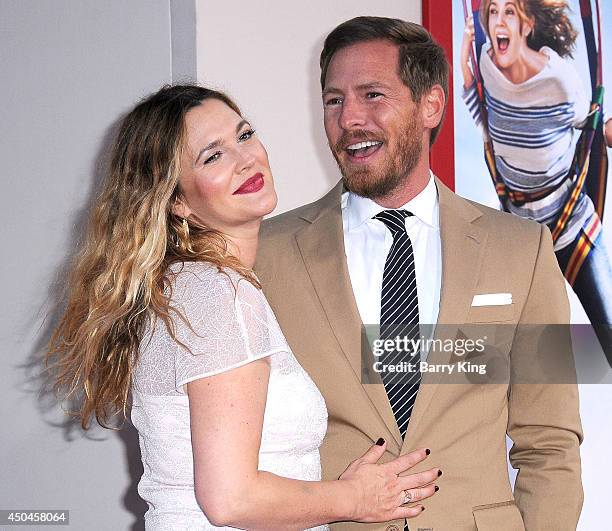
[374,209,421,441]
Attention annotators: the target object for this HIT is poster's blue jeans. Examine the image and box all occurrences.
[556,230,612,367]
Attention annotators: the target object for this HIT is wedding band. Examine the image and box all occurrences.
[403,490,413,504]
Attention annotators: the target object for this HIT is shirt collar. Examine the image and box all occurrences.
[343,171,439,231]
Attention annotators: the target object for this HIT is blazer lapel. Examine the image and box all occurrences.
[435,179,488,326]
[295,183,402,448]
[403,179,488,450]
[290,179,489,451]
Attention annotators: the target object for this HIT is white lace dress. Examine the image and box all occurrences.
[131,262,329,530]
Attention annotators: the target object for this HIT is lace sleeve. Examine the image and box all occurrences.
[170,263,289,393]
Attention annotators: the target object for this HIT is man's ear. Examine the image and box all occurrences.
[172,194,191,219]
[421,84,446,131]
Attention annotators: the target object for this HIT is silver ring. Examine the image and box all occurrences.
[403,490,413,504]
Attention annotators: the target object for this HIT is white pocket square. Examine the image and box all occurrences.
[472,293,512,306]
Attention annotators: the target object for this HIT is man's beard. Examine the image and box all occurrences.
[331,119,423,200]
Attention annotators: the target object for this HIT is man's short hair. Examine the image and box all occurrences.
[320,16,449,145]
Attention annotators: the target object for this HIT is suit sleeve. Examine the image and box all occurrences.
[507,224,583,530]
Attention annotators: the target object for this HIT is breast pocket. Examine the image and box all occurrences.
[467,303,516,323]
[473,501,525,531]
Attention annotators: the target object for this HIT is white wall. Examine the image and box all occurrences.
[196,0,421,214]
[1,1,192,529]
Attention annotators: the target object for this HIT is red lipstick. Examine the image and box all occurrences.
[233,172,264,194]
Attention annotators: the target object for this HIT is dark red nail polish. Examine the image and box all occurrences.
[376,437,385,446]
[434,486,439,492]
[425,448,431,455]
[438,470,443,477]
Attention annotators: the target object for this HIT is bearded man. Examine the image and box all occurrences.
[256,16,582,531]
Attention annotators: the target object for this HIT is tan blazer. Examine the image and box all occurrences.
[255,179,583,531]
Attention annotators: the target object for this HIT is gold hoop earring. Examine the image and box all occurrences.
[181,217,195,253]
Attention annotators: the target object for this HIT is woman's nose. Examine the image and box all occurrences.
[236,149,256,173]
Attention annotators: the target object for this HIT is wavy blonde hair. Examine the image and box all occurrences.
[45,84,259,430]
[480,0,578,58]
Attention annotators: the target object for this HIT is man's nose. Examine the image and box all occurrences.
[339,99,367,130]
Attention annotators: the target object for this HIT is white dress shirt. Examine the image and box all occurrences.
[341,172,442,330]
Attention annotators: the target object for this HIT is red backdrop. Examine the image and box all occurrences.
[423,0,456,191]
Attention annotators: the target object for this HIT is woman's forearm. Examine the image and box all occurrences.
[461,16,475,90]
[200,471,355,529]
[605,117,612,147]
[462,63,475,90]
[188,361,433,528]
[196,442,436,528]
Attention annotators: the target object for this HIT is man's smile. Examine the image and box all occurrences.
[344,140,384,163]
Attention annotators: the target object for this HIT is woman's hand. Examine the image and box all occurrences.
[339,440,439,522]
[461,15,476,89]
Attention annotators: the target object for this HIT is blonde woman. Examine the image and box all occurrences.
[46,84,439,530]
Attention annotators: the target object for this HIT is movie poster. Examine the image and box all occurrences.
[448,1,611,527]
[453,0,611,343]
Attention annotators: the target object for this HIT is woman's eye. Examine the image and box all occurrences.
[204,151,221,165]
[239,129,255,141]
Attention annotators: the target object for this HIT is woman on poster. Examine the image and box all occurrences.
[461,0,612,364]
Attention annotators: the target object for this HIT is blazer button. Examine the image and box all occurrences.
[386,525,400,531]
